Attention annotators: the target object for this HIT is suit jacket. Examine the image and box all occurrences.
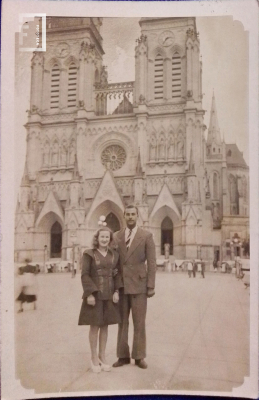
[114,227,156,295]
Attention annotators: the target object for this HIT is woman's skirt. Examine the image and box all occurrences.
[78,297,121,326]
[16,292,37,303]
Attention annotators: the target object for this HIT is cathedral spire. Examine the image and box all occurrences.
[207,92,221,145]
[21,158,30,186]
[135,148,143,177]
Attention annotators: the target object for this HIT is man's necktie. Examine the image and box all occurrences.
[126,230,132,251]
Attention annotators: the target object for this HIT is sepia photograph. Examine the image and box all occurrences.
[1,1,258,399]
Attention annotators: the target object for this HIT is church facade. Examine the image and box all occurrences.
[15,17,249,265]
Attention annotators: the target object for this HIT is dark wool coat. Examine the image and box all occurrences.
[81,248,123,301]
[114,227,156,294]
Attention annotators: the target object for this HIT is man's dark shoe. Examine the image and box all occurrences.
[112,358,131,367]
[135,359,148,369]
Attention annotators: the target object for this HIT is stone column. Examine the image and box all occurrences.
[27,130,41,179]
[192,40,200,102]
[147,59,154,102]
[78,49,86,106]
[186,40,193,96]
[135,35,148,104]
[42,69,50,111]
[30,52,44,111]
[84,46,96,112]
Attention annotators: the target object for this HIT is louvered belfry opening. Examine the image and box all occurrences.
[68,63,77,108]
[50,64,60,109]
[172,52,181,100]
[154,54,164,100]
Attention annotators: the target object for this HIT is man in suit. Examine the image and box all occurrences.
[113,204,156,369]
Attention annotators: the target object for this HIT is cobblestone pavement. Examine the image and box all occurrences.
[15,271,250,395]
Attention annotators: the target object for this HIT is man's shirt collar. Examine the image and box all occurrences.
[125,225,138,235]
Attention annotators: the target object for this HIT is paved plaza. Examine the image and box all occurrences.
[15,270,250,395]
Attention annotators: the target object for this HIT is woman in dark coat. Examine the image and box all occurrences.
[78,227,122,373]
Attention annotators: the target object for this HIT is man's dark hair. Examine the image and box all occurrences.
[124,204,139,215]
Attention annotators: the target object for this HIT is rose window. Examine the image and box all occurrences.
[101,145,126,171]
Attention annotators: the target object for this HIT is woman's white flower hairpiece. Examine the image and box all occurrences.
[98,215,107,226]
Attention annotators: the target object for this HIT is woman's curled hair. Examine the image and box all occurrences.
[92,227,114,249]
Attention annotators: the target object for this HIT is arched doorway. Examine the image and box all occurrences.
[106,212,120,233]
[161,217,173,255]
[51,221,62,258]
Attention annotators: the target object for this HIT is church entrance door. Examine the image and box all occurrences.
[161,217,173,255]
[106,212,120,233]
[51,221,62,258]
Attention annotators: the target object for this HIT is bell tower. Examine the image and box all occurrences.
[136,17,202,107]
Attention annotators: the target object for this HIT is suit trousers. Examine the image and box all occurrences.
[117,289,147,360]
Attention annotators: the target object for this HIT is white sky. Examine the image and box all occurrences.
[15,16,249,196]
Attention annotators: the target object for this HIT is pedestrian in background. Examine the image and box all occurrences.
[192,259,197,278]
[187,260,193,278]
[78,227,122,373]
[74,260,77,277]
[201,259,205,278]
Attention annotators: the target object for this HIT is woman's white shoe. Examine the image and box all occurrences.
[90,360,101,373]
[98,358,111,372]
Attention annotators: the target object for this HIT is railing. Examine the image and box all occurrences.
[95,81,134,116]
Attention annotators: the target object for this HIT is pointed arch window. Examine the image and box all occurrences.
[106,212,120,233]
[154,54,164,100]
[67,63,77,108]
[51,221,62,258]
[161,217,173,255]
[172,52,181,100]
[50,64,60,109]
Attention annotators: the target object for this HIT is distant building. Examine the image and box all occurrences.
[15,17,249,264]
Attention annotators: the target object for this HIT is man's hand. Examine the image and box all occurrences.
[147,288,155,298]
[113,291,119,303]
[87,294,95,306]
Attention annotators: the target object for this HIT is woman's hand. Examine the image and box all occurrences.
[113,291,119,303]
[112,268,118,277]
[87,294,95,306]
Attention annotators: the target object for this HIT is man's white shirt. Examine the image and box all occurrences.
[125,225,138,249]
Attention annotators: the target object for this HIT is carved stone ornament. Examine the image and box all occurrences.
[187,90,193,98]
[139,94,145,104]
[79,100,85,108]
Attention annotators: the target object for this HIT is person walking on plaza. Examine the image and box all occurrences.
[192,259,197,278]
[78,226,122,373]
[16,264,38,313]
[187,260,193,278]
[72,260,77,278]
[113,204,156,370]
[201,259,205,278]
